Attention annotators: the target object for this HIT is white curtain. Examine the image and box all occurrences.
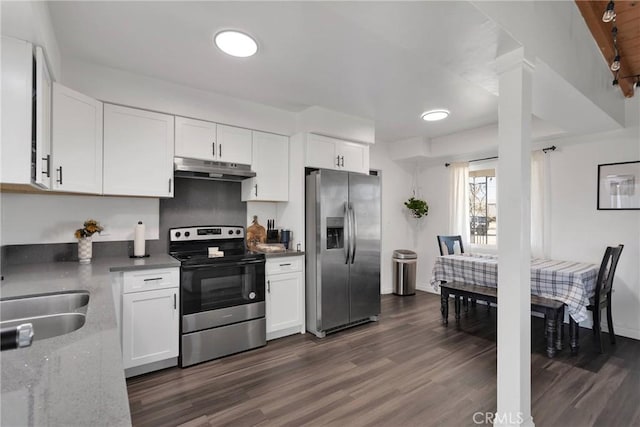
[449,162,470,246]
[531,150,547,258]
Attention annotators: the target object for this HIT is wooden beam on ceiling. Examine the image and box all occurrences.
[575,0,635,98]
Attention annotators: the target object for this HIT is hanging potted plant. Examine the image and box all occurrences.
[404,197,429,219]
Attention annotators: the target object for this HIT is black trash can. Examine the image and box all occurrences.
[393,249,417,296]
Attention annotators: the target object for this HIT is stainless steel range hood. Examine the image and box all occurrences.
[174,157,255,182]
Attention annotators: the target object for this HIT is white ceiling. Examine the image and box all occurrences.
[49,1,522,143]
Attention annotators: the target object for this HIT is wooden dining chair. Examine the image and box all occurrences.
[571,244,624,353]
[436,235,476,309]
[437,235,464,256]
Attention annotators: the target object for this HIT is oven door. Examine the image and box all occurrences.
[181,258,265,316]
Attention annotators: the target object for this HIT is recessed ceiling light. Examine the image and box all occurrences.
[421,109,450,122]
[214,30,258,58]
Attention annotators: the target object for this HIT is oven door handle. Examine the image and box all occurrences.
[181,259,265,270]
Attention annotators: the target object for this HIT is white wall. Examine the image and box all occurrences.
[414,101,640,339]
[62,58,296,136]
[369,142,417,293]
[1,1,62,79]
[547,127,640,339]
[1,193,159,245]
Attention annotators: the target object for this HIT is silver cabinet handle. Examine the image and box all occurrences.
[212,142,216,157]
[344,202,351,264]
[168,178,172,193]
[174,293,177,310]
[219,144,222,158]
[279,263,291,267]
[254,184,258,197]
[350,205,357,264]
[336,155,341,167]
[42,155,51,177]
[56,166,63,185]
[143,277,162,282]
[267,280,271,293]
[341,156,345,167]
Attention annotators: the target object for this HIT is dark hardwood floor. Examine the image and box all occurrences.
[127,292,640,427]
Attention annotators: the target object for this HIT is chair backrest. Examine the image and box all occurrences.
[594,244,624,306]
[437,235,465,256]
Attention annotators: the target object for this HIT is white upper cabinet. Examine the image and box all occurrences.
[51,83,103,194]
[1,37,52,189]
[305,134,336,170]
[175,118,252,165]
[103,104,175,197]
[337,140,369,174]
[175,116,217,161]
[305,134,369,174]
[241,131,289,202]
[216,124,252,164]
[34,47,53,189]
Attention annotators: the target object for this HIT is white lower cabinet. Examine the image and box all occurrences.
[115,267,179,377]
[265,256,305,340]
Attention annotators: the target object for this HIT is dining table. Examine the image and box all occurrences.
[430,252,600,354]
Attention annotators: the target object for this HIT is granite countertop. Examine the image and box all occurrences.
[262,250,305,259]
[0,254,180,427]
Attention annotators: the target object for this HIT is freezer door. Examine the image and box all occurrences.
[317,169,351,330]
[348,173,381,320]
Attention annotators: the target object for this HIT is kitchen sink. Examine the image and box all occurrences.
[0,291,90,341]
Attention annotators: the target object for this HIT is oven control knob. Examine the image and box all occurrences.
[185,231,190,237]
[228,230,234,235]
[175,232,181,238]
[249,292,256,300]
[235,229,241,235]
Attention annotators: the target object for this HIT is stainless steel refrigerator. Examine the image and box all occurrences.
[305,169,381,338]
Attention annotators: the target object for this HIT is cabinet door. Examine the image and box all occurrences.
[122,288,179,369]
[52,83,103,194]
[217,124,252,164]
[241,131,288,201]
[35,47,52,189]
[103,104,174,197]
[266,272,302,334]
[174,116,217,161]
[338,141,369,174]
[305,134,338,170]
[1,37,32,186]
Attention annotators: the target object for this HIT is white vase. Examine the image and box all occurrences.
[78,237,93,264]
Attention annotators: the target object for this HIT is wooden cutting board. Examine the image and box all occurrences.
[246,216,266,250]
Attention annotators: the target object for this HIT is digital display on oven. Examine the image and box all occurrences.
[197,228,221,235]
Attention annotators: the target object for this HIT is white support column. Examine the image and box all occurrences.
[495,47,534,427]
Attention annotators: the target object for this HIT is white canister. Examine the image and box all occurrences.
[134,221,146,256]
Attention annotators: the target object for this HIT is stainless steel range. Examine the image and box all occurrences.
[169,225,266,367]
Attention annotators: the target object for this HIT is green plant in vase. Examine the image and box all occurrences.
[404,197,429,218]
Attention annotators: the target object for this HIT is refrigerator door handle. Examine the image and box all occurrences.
[350,204,357,264]
[344,202,351,264]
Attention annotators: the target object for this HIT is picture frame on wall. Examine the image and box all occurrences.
[597,161,640,210]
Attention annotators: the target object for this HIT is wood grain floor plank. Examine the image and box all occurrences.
[128,291,640,427]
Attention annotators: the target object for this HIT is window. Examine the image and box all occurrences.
[469,168,496,245]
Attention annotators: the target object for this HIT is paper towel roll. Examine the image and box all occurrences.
[134,221,145,256]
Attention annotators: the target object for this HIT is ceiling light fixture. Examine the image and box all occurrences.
[602,1,616,23]
[421,109,450,122]
[214,30,258,58]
